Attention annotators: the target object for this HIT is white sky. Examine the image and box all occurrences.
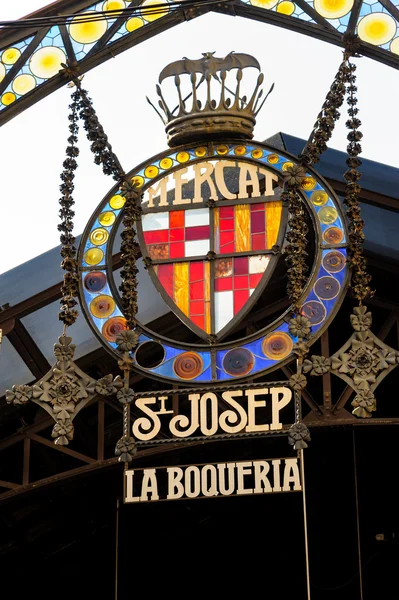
[0,1,398,275]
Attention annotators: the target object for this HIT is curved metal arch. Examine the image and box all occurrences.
[0,0,398,127]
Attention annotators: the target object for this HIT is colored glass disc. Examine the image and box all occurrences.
[90,295,116,318]
[84,271,107,292]
[223,348,254,376]
[311,190,328,206]
[173,352,204,379]
[99,211,116,227]
[90,228,109,246]
[262,332,293,360]
[323,227,344,244]
[314,276,340,300]
[322,251,346,273]
[318,206,338,225]
[301,300,326,325]
[84,248,104,265]
[110,195,126,209]
[102,316,128,342]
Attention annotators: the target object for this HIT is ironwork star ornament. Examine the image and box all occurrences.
[6,335,122,445]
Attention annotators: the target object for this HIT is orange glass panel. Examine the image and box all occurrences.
[266,201,282,247]
[173,262,189,316]
[235,205,251,252]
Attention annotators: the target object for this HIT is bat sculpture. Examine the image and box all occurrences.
[158,51,261,83]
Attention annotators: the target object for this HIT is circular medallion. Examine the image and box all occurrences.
[314,276,340,300]
[301,300,327,325]
[323,226,344,244]
[223,348,254,376]
[322,251,346,273]
[90,295,115,318]
[84,271,107,292]
[102,317,128,342]
[79,141,348,383]
[173,352,204,379]
[262,332,293,359]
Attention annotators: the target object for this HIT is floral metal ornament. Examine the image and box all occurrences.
[303,306,398,418]
[6,336,122,445]
[288,422,311,450]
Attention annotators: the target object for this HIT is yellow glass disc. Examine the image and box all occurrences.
[282,161,294,171]
[144,165,159,178]
[216,145,229,155]
[252,149,263,159]
[311,190,328,206]
[141,0,169,22]
[250,0,278,9]
[131,175,144,188]
[2,47,21,65]
[176,151,190,163]
[29,46,66,79]
[110,194,126,209]
[99,211,116,226]
[277,1,295,15]
[90,295,116,319]
[159,157,173,170]
[301,177,317,191]
[358,13,396,46]
[12,74,36,95]
[391,37,399,54]
[70,12,108,44]
[90,228,109,246]
[0,63,5,83]
[314,0,353,19]
[126,17,144,32]
[1,92,16,106]
[103,0,126,11]
[84,247,104,265]
[195,147,207,157]
[234,145,247,156]
[267,154,279,164]
[318,206,338,225]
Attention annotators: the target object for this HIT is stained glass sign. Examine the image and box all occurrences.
[78,140,349,384]
[138,158,285,340]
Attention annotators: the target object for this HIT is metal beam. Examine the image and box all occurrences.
[28,432,96,464]
[7,319,51,379]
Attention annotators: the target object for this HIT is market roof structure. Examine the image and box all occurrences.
[0,0,399,128]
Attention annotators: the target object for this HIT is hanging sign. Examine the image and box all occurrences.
[124,457,302,503]
[132,383,293,442]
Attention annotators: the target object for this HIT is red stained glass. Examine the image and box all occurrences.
[250,273,264,288]
[219,218,234,231]
[251,233,266,251]
[190,300,205,315]
[219,206,234,219]
[157,263,174,297]
[190,281,204,300]
[185,225,210,241]
[190,261,204,281]
[215,277,233,292]
[250,203,264,212]
[234,257,248,275]
[234,289,249,313]
[170,211,185,228]
[220,231,234,248]
[170,242,185,258]
[251,210,265,234]
[220,242,235,255]
[234,275,249,290]
[144,230,168,244]
[191,315,205,329]
[170,228,184,241]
